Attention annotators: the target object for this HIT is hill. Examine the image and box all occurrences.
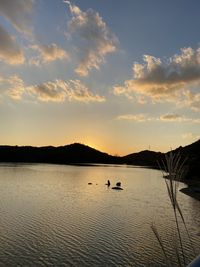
[0,143,120,165]
[122,150,164,167]
[120,140,200,182]
[170,139,200,182]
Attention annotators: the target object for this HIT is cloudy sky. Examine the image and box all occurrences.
[0,0,200,155]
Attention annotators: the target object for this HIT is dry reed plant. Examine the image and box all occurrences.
[152,152,196,267]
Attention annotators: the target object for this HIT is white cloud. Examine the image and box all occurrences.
[159,114,183,122]
[0,0,34,66]
[58,79,106,102]
[0,75,25,99]
[0,0,34,34]
[183,90,200,111]
[159,113,200,123]
[0,25,25,65]
[116,112,200,124]
[7,76,25,99]
[30,43,70,65]
[28,81,66,102]
[114,47,200,109]
[113,85,134,100]
[0,76,106,104]
[28,79,106,103]
[117,113,148,122]
[66,1,117,76]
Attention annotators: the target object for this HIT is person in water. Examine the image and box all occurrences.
[107,180,110,186]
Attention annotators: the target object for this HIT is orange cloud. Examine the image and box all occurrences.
[30,43,70,65]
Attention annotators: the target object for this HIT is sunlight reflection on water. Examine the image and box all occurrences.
[0,163,199,266]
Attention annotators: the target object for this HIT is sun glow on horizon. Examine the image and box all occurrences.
[0,1,200,156]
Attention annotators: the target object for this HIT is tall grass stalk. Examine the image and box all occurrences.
[153,152,196,267]
[151,223,173,267]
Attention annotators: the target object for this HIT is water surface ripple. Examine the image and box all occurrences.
[0,163,199,266]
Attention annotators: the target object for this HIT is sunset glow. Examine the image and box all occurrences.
[0,0,200,155]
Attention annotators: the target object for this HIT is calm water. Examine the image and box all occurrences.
[0,163,199,267]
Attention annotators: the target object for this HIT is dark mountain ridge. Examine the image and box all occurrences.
[122,150,164,167]
[170,139,200,182]
[0,143,120,165]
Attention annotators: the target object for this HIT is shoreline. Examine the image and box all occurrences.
[180,187,200,201]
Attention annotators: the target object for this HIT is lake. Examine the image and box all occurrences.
[0,163,199,266]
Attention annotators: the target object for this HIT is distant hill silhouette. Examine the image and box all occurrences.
[0,143,120,165]
[122,150,164,167]
[123,139,200,182]
[0,139,199,182]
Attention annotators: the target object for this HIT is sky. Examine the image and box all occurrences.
[0,0,200,155]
